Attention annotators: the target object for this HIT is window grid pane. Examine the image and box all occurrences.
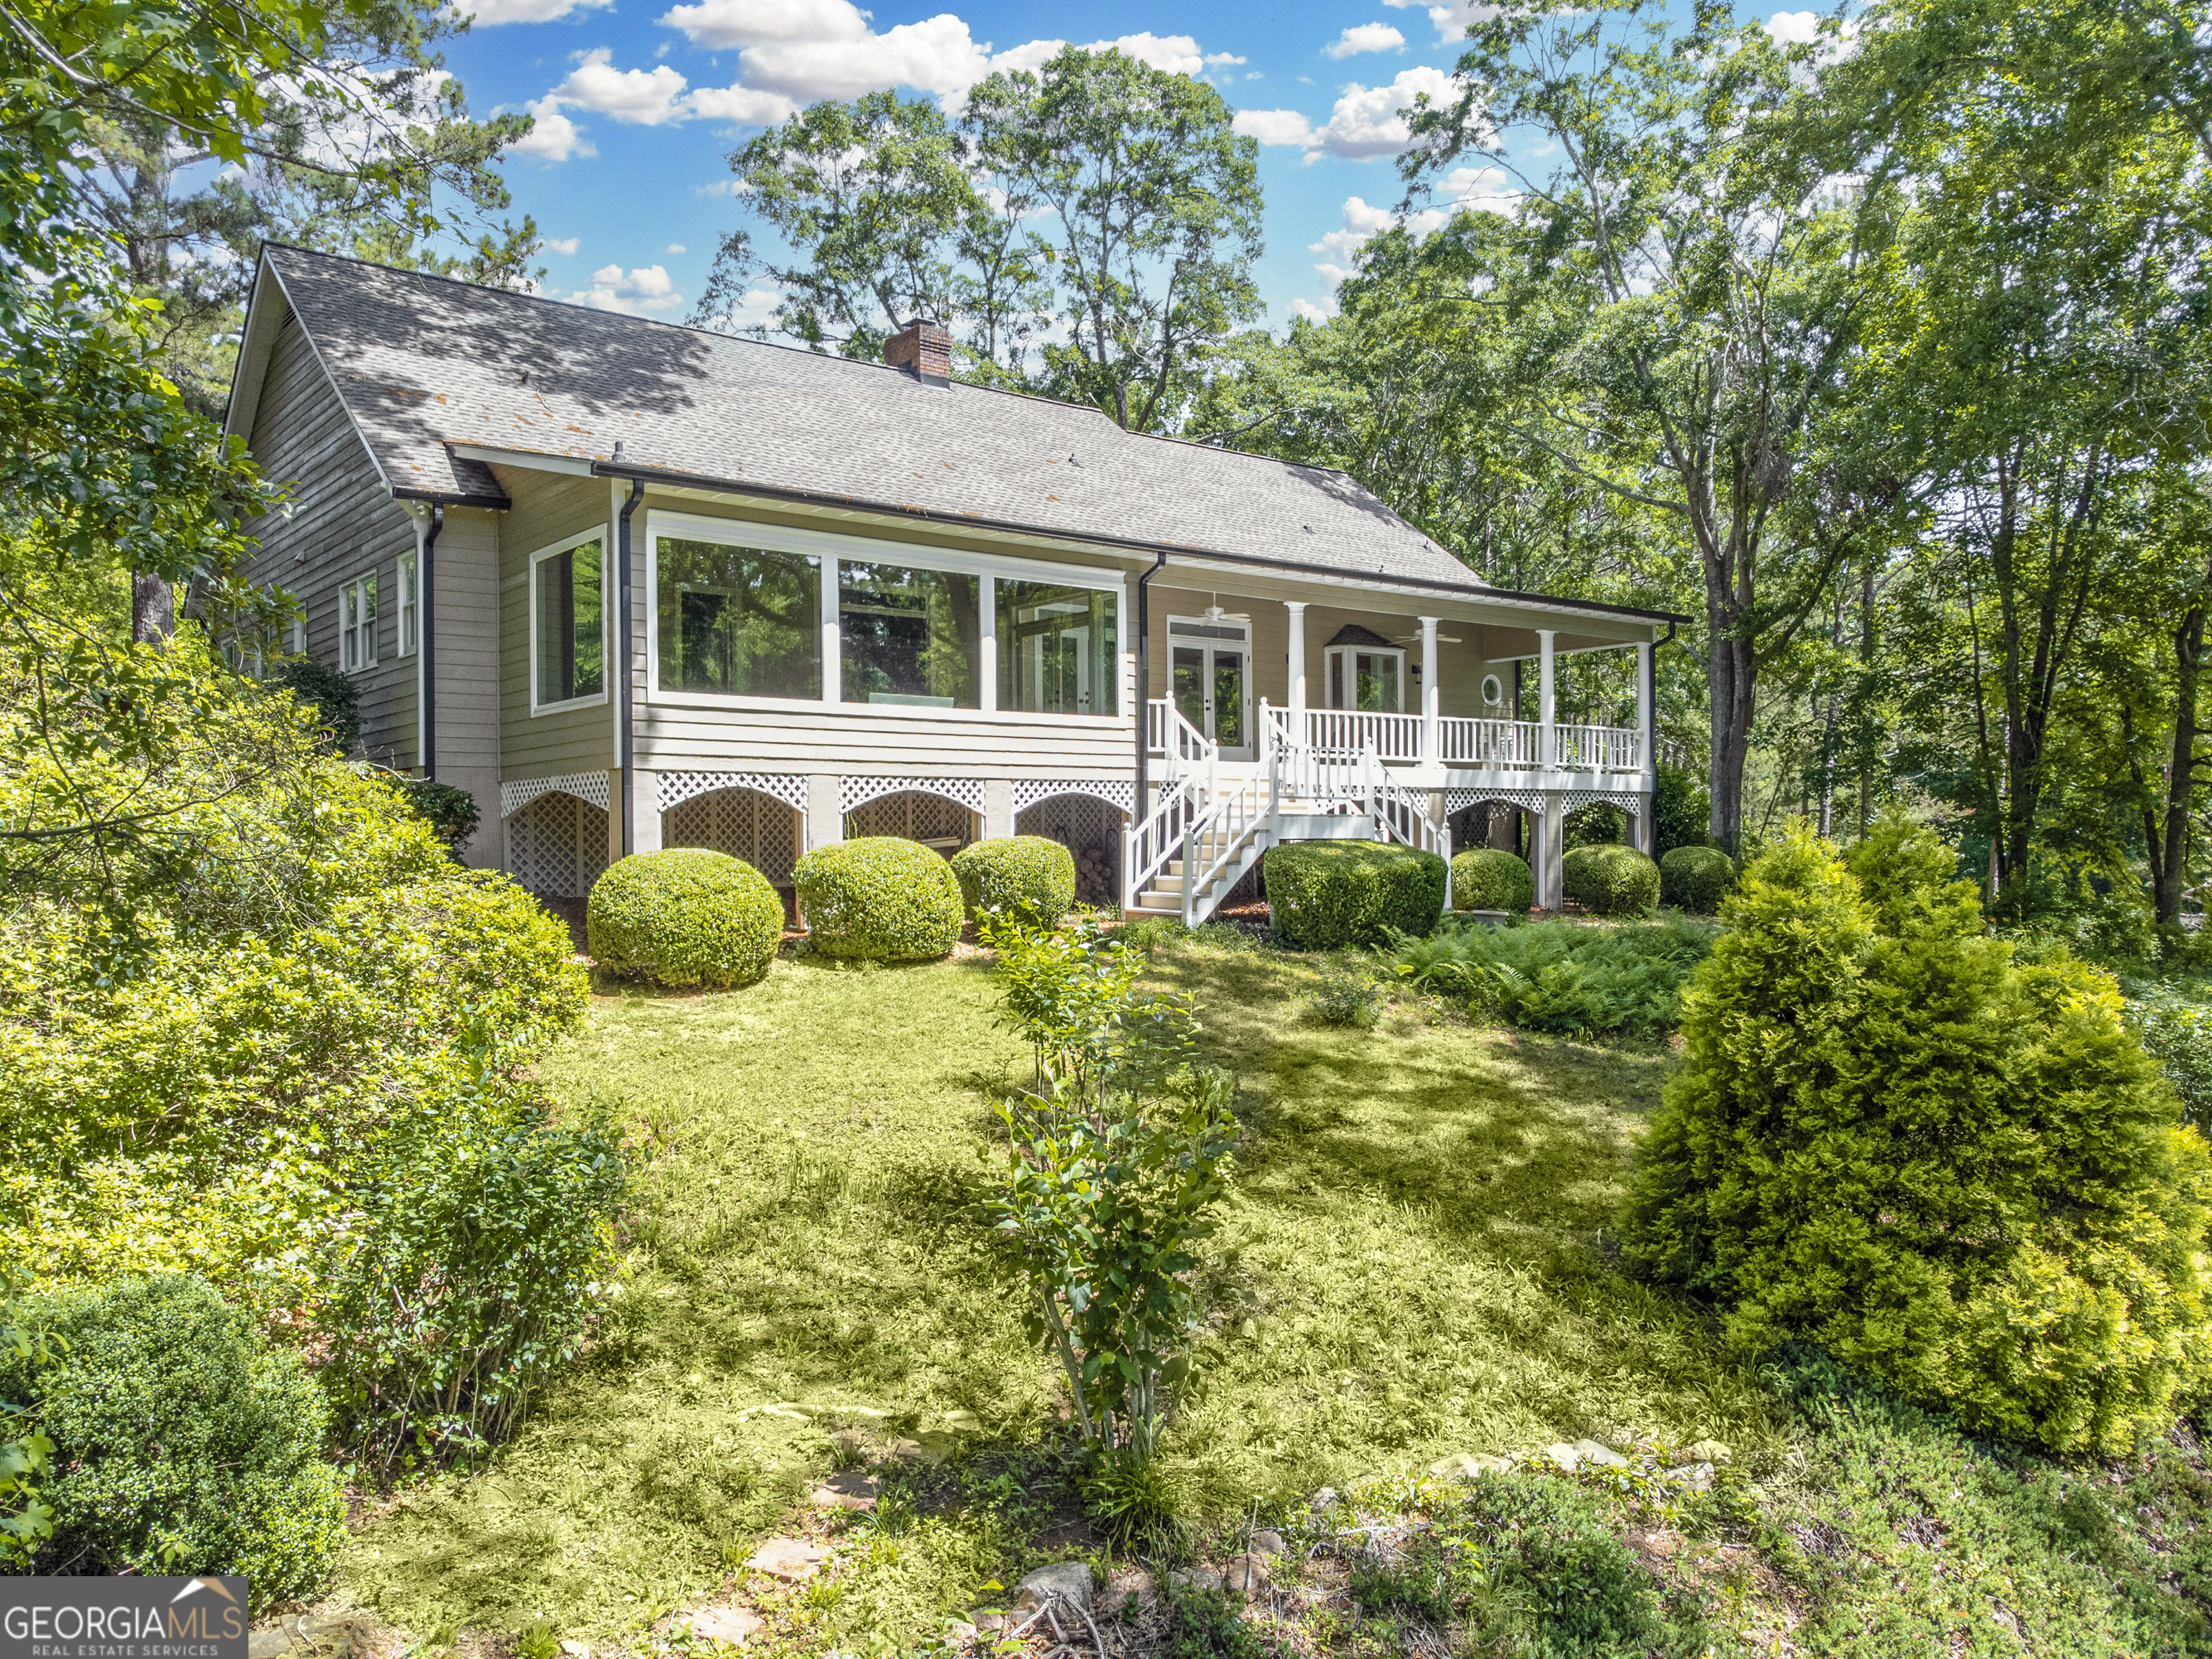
[996,581,1117,717]
[536,540,604,705]
[656,537,821,699]
[839,560,980,707]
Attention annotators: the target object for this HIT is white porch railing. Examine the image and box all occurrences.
[1554,723,1643,771]
[1438,716,1540,768]
[1298,707,1425,760]
[1254,702,1641,773]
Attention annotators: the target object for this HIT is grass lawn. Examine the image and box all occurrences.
[345,932,2212,1657]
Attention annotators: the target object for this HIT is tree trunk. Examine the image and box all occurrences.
[132,574,174,643]
[1706,625,1756,856]
[2148,553,2212,925]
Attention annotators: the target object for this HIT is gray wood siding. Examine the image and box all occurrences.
[241,314,419,767]
[496,471,616,780]
[431,507,503,864]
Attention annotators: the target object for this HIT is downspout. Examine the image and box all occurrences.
[1134,549,1169,813]
[421,504,443,779]
[617,478,646,856]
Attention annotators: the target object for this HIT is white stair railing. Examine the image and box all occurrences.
[1147,697,1217,787]
[1125,773,1202,912]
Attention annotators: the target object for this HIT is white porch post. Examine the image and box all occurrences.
[979,575,998,714]
[1538,629,1557,769]
[1419,615,1439,764]
[1540,795,1565,909]
[820,556,841,705]
[1636,639,1655,852]
[1287,600,1308,741]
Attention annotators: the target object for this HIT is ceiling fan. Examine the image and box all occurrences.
[1391,629,1464,644]
[1202,600,1251,625]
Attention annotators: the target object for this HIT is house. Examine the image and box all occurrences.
[224,244,1683,923]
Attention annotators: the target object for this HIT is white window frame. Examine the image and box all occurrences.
[528,528,611,716]
[643,510,1130,721]
[287,611,307,658]
[339,571,378,674]
[1324,642,1406,713]
[396,552,418,658]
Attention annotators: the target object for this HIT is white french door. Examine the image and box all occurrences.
[1167,615,1254,760]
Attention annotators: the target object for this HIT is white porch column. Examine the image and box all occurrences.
[1419,615,1440,764]
[1539,793,1565,909]
[820,556,841,705]
[1636,639,1656,853]
[1286,600,1308,730]
[983,776,1014,839]
[628,769,663,856]
[979,575,998,713]
[1538,629,1557,770]
[807,773,842,851]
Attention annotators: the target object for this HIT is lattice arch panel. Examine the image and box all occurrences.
[845,789,978,849]
[1448,799,1529,855]
[506,790,610,899]
[1014,793,1129,906]
[664,787,803,885]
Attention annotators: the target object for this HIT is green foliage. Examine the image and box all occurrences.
[1163,1584,1275,1659]
[1392,918,1711,1039]
[1453,1473,1666,1657]
[794,837,962,961]
[1077,1442,1187,1551]
[1651,762,1709,859]
[1560,843,1660,916]
[0,1276,345,1605]
[0,1303,58,1567]
[1451,846,1534,913]
[1658,845,1734,913]
[1625,821,2212,1455]
[391,775,481,860]
[2128,986,2212,1132]
[978,914,1197,1098]
[1560,801,1625,850]
[952,835,1076,925]
[275,657,361,753]
[316,1073,629,1474]
[588,849,783,991]
[1266,841,1447,949]
[1308,965,1381,1029]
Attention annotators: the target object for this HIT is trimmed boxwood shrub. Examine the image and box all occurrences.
[952,835,1075,924]
[0,1276,345,1605]
[1452,847,1534,913]
[1267,840,1446,949]
[1562,842,1660,916]
[1660,845,1734,914]
[794,836,963,960]
[587,849,783,989]
[1626,820,2212,1456]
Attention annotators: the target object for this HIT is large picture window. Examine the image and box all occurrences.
[999,581,1118,717]
[656,535,822,699]
[533,537,605,708]
[840,560,980,707]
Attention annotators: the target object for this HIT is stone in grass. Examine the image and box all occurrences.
[942,1621,978,1648]
[1013,1561,1095,1613]
[1684,1440,1732,1465]
[1573,1440,1630,1470]
[1664,1461,1717,1493]
[746,1538,829,1580]
[1168,1567,1224,1595]
[688,1608,764,1647]
[558,1643,590,1659]
[810,1472,880,1512]
[247,1633,293,1659]
[1426,1452,1509,1481]
[1540,1443,1584,1473]
[1248,1530,1286,1559]
[1222,1554,1270,1595]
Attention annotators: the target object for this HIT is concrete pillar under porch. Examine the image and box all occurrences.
[983,778,1015,840]
[807,773,842,851]
[606,769,662,866]
[1535,794,1565,910]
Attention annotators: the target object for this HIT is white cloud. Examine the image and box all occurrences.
[656,0,868,50]
[1328,22,1406,57]
[1438,162,1517,214]
[714,286,785,329]
[1287,296,1337,324]
[544,235,581,255]
[1205,51,1248,65]
[553,48,691,124]
[508,94,593,161]
[460,0,612,25]
[1420,1,1503,41]
[1765,9,1822,43]
[665,243,687,254]
[1240,66,1458,162]
[1102,32,1207,75]
[685,81,798,122]
[573,263,684,315]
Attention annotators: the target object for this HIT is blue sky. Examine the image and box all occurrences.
[436,0,1814,333]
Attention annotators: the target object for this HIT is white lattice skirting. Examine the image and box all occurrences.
[1562,788,1647,812]
[658,769,809,815]
[1448,787,1547,815]
[501,771,610,819]
[1012,778,1135,813]
[841,774,985,813]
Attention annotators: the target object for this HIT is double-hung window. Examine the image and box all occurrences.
[340,572,378,673]
[531,535,606,710]
[396,552,418,658]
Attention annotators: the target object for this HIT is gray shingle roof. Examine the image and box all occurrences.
[256,244,1482,588]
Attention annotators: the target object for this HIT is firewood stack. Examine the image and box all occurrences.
[1074,838,1119,905]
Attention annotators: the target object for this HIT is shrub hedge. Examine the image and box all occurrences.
[588,849,783,989]
[1660,845,1734,913]
[952,836,1075,924]
[1625,819,2212,1456]
[1266,840,1446,948]
[1562,842,1660,916]
[794,837,963,960]
[0,1276,345,1605]
[1452,847,1534,913]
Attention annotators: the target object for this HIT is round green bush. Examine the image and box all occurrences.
[952,835,1076,924]
[1660,845,1735,913]
[1266,840,1447,949]
[587,848,783,989]
[1625,820,2212,1456]
[794,836,963,960]
[1561,842,1660,916]
[0,1276,345,1605]
[1452,847,1534,913]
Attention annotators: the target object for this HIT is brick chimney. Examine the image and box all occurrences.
[884,319,952,384]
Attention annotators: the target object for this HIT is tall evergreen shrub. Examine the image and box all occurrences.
[1624,821,2212,1455]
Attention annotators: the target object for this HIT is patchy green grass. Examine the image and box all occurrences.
[344,934,2212,1657]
